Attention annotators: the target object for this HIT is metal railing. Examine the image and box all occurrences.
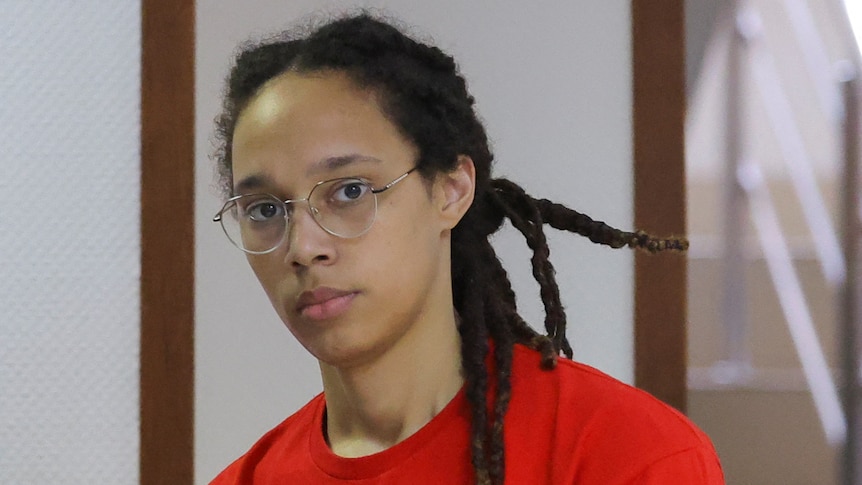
[691,1,862,478]
[711,0,846,445]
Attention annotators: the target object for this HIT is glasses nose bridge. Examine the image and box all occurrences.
[283,194,320,214]
[282,195,323,235]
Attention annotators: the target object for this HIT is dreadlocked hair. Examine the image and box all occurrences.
[213,12,688,485]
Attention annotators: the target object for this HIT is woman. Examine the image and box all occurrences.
[210,12,723,484]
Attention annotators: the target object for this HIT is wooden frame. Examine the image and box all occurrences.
[632,0,689,412]
[136,3,688,482]
[140,0,196,483]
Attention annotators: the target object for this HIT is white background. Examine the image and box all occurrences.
[195,2,633,482]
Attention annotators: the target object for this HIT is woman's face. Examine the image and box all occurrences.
[230,71,459,369]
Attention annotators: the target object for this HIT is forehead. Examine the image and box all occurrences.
[230,71,416,192]
[235,71,374,137]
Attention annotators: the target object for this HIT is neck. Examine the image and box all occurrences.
[319,310,463,458]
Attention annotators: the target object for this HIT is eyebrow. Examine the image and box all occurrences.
[233,154,383,194]
[233,174,272,195]
[307,154,382,176]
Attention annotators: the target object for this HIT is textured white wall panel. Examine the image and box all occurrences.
[0,2,141,483]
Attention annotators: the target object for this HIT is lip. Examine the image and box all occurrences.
[295,287,358,321]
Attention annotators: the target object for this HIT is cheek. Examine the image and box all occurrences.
[380,205,432,257]
[246,255,282,296]
[380,204,441,273]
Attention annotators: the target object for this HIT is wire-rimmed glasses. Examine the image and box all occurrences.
[213,167,417,254]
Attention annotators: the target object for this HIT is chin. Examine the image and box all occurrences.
[303,331,395,370]
[281,302,409,370]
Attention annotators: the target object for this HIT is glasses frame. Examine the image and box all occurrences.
[213,167,417,254]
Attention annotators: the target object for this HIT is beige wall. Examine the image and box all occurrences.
[194,2,633,482]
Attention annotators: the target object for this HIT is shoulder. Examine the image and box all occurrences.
[209,394,324,484]
[509,344,709,442]
[505,345,723,484]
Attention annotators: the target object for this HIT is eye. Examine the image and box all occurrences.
[330,180,371,203]
[240,196,285,222]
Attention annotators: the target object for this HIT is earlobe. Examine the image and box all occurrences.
[438,155,476,229]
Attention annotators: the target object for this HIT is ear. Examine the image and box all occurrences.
[435,155,476,230]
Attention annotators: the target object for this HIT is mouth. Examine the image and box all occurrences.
[295,287,358,321]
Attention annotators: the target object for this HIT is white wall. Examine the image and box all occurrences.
[0,2,141,483]
[195,2,632,482]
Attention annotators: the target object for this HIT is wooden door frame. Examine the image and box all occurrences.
[136,2,689,482]
[140,0,195,483]
[632,0,688,412]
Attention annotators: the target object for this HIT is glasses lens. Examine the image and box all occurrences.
[309,178,377,237]
[219,195,287,254]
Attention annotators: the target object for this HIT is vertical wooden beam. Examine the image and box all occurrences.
[632,1,688,412]
[140,0,196,483]
[839,71,861,485]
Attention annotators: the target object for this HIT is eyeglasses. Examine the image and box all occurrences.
[213,167,417,254]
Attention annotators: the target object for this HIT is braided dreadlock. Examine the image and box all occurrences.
[214,12,687,485]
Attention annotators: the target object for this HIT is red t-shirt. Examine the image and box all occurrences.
[211,345,724,484]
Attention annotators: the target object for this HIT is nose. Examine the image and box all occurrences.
[283,203,335,268]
